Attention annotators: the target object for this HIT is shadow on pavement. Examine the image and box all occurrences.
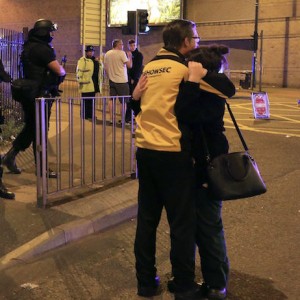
[227,269,288,299]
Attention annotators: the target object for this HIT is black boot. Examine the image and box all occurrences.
[0,167,15,200]
[2,147,21,174]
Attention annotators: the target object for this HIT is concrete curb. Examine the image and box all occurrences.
[0,203,137,271]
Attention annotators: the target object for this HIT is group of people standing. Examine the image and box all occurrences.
[76,38,143,125]
[131,19,235,300]
[1,16,234,300]
[103,38,143,125]
[0,22,143,201]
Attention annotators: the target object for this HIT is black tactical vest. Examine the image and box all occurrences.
[21,41,59,96]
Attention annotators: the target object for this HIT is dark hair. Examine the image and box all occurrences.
[188,44,229,72]
[162,19,196,50]
[128,39,135,44]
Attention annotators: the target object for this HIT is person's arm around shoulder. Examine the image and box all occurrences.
[202,72,236,98]
[175,62,207,123]
[187,61,207,83]
[177,61,207,101]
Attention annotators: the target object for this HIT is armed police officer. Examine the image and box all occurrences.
[2,19,66,178]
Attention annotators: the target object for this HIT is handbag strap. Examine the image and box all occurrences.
[225,100,249,151]
[200,100,249,163]
[199,126,211,163]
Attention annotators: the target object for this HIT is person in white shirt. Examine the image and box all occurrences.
[104,39,132,124]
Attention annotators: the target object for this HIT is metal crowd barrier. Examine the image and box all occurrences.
[35,95,136,208]
[0,28,23,126]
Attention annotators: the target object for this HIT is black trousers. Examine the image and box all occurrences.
[195,186,229,289]
[81,92,95,119]
[125,80,137,122]
[13,100,36,152]
[134,148,196,291]
[13,99,52,164]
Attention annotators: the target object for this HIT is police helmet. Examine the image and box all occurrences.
[34,19,58,32]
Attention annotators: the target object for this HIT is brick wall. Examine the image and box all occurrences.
[186,0,300,87]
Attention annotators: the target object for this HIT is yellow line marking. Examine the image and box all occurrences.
[224,121,300,137]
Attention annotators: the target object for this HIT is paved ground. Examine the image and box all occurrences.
[0,86,299,299]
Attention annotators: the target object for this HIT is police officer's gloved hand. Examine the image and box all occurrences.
[57,74,66,85]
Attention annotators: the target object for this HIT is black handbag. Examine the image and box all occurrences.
[202,100,267,200]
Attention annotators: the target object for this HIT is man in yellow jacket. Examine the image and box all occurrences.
[76,45,103,120]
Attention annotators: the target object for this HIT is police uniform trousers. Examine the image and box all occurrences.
[81,92,95,120]
[134,148,196,290]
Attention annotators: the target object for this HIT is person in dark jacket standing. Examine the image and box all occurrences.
[174,45,236,300]
[125,39,143,124]
[0,59,15,200]
[2,19,66,178]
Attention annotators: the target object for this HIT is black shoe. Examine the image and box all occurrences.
[174,285,205,300]
[167,277,176,293]
[137,285,162,297]
[2,150,21,174]
[0,185,15,200]
[137,276,161,298]
[168,278,202,294]
[201,283,227,300]
[168,279,204,299]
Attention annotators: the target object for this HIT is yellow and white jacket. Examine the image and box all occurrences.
[76,57,95,93]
